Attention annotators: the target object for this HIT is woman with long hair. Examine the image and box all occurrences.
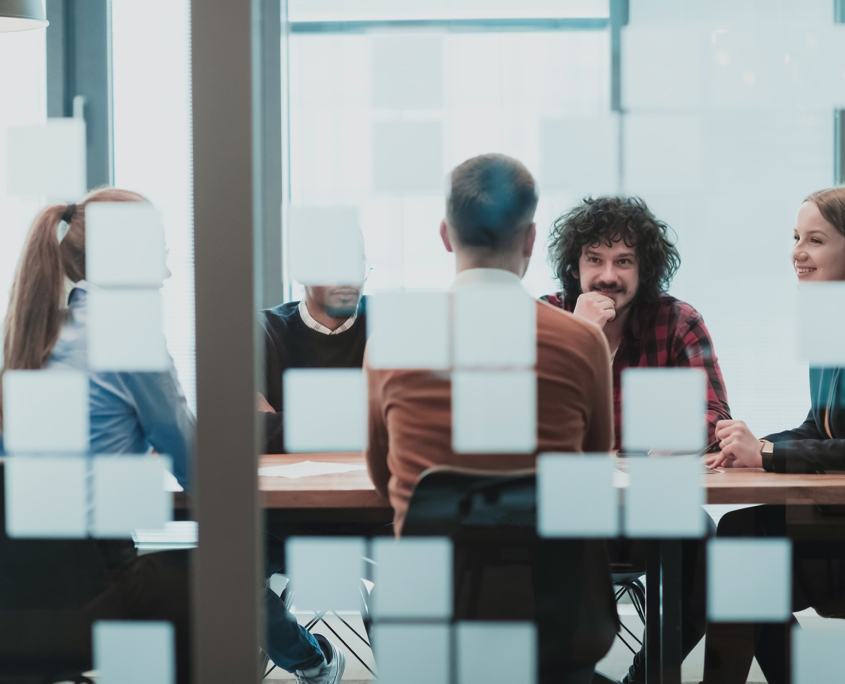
[0,187,195,680]
[1,187,193,482]
[0,188,344,683]
[702,187,845,683]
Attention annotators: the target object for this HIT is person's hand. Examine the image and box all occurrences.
[257,392,275,414]
[572,292,617,328]
[703,451,735,469]
[710,420,763,469]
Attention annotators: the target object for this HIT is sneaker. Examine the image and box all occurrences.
[294,634,345,684]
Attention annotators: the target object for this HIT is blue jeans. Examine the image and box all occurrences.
[264,532,325,673]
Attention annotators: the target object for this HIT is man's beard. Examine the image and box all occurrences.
[326,303,358,319]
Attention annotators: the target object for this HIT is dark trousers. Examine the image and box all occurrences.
[449,535,619,684]
[703,505,845,684]
[263,513,394,669]
[87,542,327,679]
[0,540,328,683]
[608,517,714,682]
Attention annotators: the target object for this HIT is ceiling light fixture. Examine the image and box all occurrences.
[0,0,49,33]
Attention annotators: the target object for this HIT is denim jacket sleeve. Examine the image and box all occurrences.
[118,365,195,490]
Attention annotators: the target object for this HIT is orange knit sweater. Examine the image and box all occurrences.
[365,299,614,535]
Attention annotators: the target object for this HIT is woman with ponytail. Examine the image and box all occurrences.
[0,189,345,683]
[0,188,195,681]
[1,187,193,486]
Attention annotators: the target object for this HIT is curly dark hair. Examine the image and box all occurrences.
[547,196,681,307]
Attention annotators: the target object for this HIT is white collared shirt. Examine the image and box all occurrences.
[449,267,524,292]
[297,299,358,335]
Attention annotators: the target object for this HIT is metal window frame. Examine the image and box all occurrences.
[288,17,610,33]
[280,10,618,302]
[45,0,113,190]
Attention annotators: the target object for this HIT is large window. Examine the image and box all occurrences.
[618,3,841,436]
[286,19,610,301]
[0,29,45,326]
[284,1,842,437]
[112,0,195,412]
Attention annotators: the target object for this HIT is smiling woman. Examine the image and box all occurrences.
[709,187,845,472]
[793,188,845,283]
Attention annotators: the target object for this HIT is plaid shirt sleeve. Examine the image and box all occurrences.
[670,305,732,447]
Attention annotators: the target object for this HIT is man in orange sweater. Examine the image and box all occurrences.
[365,153,616,684]
[365,153,614,536]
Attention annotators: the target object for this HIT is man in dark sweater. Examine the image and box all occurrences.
[257,283,370,683]
[259,284,368,453]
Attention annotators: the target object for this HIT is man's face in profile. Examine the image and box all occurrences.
[305,285,363,319]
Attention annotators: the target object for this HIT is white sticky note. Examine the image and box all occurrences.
[371,538,452,619]
[87,289,168,371]
[540,116,619,195]
[94,621,175,684]
[457,622,537,684]
[86,203,166,286]
[91,456,170,537]
[3,370,89,453]
[373,120,443,193]
[792,624,845,684]
[708,538,792,622]
[625,458,706,538]
[622,26,704,109]
[288,206,366,285]
[797,283,845,365]
[286,537,366,612]
[283,369,365,452]
[372,624,450,684]
[538,454,618,538]
[372,35,443,109]
[5,456,87,538]
[623,114,703,196]
[452,371,536,454]
[5,118,86,200]
[622,368,706,453]
[367,291,450,369]
[453,286,536,369]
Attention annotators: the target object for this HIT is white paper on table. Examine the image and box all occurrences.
[258,461,367,479]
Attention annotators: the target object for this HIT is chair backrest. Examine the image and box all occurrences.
[402,463,620,670]
[402,465,537,537]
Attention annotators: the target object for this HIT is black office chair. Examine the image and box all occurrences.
[0,536,106,684]
[402,465,620,683]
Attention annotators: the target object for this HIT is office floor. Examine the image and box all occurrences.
[265,612,375,682]
[262,607,845,682]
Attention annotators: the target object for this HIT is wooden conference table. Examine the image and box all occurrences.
[253,452,845,684]
[256,451,845,509]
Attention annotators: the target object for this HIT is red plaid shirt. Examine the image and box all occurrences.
[542,293,731,451]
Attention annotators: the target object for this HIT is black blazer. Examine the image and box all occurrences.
[763,367,845,473]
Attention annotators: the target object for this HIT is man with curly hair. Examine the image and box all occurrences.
[543,196,731,453]
[544,196,728,684]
